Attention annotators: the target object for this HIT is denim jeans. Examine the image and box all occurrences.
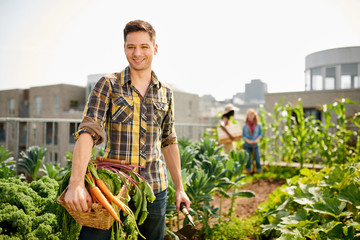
[78,189,167,240]
[245,146,262,172]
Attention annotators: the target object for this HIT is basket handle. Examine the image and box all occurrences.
[95,156,129,165]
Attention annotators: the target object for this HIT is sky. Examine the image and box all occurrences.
[1,0,360,101]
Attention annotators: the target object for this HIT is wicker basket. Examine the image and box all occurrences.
[217,124,242,144]
[57,184,127,230]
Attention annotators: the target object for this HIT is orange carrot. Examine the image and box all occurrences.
[89,187,99,203]
[86,172,99,203]
[85,174,123,225]
[88,163,128,214]
[96,178,128,214]
[87,163,145,239]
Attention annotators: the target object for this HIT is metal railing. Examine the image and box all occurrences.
[0,117,215,165]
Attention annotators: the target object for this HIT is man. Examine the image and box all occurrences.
[64,20,191,240]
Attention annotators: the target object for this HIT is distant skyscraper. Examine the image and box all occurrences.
[244,79,268,104]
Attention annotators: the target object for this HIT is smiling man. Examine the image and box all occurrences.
[64,20,191,240]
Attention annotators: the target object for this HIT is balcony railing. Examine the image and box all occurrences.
[0,117,215,166]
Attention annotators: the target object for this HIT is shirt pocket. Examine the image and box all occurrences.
[153,101,168,126]
[111,95,134,124]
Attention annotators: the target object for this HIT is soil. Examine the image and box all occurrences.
[212,178,286,218]
[170,178,286,240]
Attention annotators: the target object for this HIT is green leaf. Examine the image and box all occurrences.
[338,183,360,207]
[319,221,342,234]
[325,165,348,189]
[277,197,291,211]
[348,221,360,230]
[293,183,321,206]
[312,197,346,218]
[18,146,48,181]
[280,210,316,228]
[324,222,344,239]
[229,190,255,198]
[278,228,304,240]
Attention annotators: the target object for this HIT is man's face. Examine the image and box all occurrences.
[124,31,158,72]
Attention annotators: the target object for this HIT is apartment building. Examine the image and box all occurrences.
[0,84,85,164]
[0,82,200,165]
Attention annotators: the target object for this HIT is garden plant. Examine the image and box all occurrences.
[0,98,359,239]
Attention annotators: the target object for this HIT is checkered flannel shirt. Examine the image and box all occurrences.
[75,66,177,194]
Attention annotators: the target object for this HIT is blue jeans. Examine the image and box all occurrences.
[78,189,167,240]
[245,146,262,172]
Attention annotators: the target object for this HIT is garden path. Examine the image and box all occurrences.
[212,178,286,218]
[172,178,286,240]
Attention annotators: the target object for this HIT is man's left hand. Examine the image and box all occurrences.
[175,190,191,212]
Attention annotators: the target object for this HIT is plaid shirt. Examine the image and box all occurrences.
[75,67,177,194]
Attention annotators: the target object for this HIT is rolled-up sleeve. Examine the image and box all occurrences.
[74,77,111,145]
[161,90,177,148]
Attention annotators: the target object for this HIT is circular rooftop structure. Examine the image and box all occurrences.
[305,46,360,91]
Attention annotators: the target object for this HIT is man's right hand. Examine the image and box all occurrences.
[64,183,92,212]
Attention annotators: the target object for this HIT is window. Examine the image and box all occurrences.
[0,123,5,142]
[312,75,323,90]
[341,63,358,89]
[54,96,59,115]
[188,101,192,118]
[325,67,335,90]
[341,75,351,89]
[8,99,15,116]
[69,122,80,144]
[50,152,58,164]
[355,76,359,88]
[19,122,27,146]
[311,68,323,90]
[304,108,322,122]
[325,77,335,90]
[34,97,42,115]
[305,70,311,91]
[46,122,58,145]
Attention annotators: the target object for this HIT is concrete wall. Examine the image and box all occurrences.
[0,89,26,117]
[173,91,199,123]
[29,84,85,119]
[305,46,360,69]
[265,89,360,117]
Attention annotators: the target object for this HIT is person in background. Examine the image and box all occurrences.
[64,20,191,240]
[242,108,263,174]
[220,104,237,154]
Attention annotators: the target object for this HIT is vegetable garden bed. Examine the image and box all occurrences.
[0,98,359,239]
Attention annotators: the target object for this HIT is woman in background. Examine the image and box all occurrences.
[221,104,237,154]
[242,108,263,174]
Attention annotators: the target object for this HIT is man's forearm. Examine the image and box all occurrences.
[69,133,94,185]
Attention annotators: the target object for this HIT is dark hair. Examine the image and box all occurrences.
[123,20,156,43]
[222,110,234,119]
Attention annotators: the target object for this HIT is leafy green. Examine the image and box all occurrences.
[18,146,48,181]
[0,177,60,239]
[97,167,122,195]
[0,146,16,179]
[257,164,360,239]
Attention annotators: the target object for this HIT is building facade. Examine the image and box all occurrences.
[305,46,360,91]
[0,84,85,164]
[0,82,201,166]
[265,46,360,121]
[245,79,268,104]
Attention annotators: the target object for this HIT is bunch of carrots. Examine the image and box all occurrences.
[85,162,127,225]
[84,161,151,238]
